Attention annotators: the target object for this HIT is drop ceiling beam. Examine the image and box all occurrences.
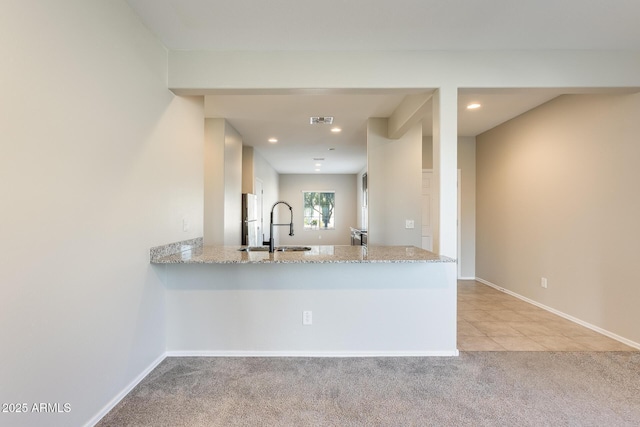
[387,93,432,139]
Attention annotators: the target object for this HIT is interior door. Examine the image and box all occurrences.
[421,170,434,251]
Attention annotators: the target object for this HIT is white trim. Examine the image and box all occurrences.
[475,277,640,351]
[85,353,166,427]
[166,350,460,358]
[458,276,476,281]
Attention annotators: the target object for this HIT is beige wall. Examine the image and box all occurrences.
[0,1,204,426]
[242,145,255,194]
[278,174,357,246]
[423,136,476,278]
[457,137,477,279]
[368,119,422,246]
[422,135,434,168]
[476,93,640,345]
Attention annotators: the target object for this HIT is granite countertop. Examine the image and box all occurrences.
[150,239,454,264]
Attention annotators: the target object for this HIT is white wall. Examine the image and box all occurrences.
[165,262,458,355]
[169,51,640,90]
[254,149,279,243]
[224,124,243,245]
[204,119,225,245]
[367,119,423,246]
[423,136,476,278]
[203,119,242,245]
[278,174,357,246]
[476,93,640,346]
[0,2,204,426]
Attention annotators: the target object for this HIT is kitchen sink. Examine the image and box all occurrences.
[275,246,312,252]
[238,246,270,252]
[238,246,311,252]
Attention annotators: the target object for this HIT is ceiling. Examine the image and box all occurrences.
[125,1,640,174]
[205,89,569,173]
[205,91,414,174]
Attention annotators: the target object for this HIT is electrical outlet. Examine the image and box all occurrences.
[182,217,189,232]
[541,277,548,289]
[302,311,312,325]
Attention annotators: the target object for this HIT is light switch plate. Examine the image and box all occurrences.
[405,220,415,229]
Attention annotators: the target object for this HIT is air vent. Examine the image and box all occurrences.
[313,157,325,161]
[310,116,334,125]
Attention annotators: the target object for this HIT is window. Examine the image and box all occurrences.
[303,191,335,230]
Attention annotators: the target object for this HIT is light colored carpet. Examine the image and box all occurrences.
[98,352,640,426]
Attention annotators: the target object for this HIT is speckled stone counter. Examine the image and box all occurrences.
[151,243,454,264]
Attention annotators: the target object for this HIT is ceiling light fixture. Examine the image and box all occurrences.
[466,103,481,110]
[268,138,278,143]
[314,168,321,172]
[331,127,342,133]
[315,163,322,167]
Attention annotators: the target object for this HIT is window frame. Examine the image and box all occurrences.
[302,190,336,231]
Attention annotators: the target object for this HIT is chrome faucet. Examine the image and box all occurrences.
[270,201,294,252]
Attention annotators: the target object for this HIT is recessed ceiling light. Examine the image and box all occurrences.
[466,103,481,110]
[331,127,342,133]
[268,138,278,143]
[315,163,322,167]
[314,168,321,172]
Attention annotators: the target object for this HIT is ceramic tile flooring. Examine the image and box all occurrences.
[457,280,637,351]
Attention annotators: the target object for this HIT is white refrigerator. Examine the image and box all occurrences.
[241,193,260,246]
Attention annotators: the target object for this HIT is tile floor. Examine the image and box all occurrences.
[458,280,637,351]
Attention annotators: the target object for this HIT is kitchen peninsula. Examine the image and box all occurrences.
[152,238,458,356]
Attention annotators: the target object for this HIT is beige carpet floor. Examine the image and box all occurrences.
[98,353,640,426]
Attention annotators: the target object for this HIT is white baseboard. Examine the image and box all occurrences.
[475,277,640,351]
[85,352,166,427]
[458,276,476,281]
[166,350,460,358]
